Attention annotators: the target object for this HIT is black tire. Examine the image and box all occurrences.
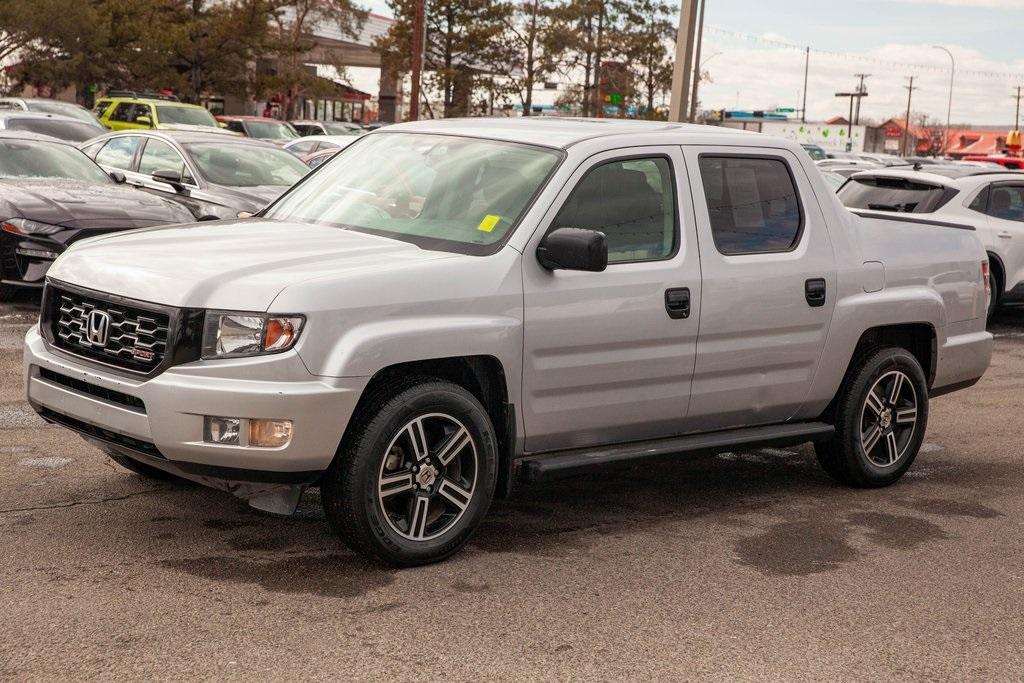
[107,452,180,481]
[322,378,498,567]
[816,346,928,487]
[987,269,1000,320]
[0,281,15,303]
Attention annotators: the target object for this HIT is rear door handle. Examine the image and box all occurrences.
[665,287,690,319]
[997,231,1013,238]
[805,278,827,307]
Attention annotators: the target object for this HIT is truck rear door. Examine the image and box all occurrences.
[681,146,837,430]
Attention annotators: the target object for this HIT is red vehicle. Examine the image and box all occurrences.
[215,115,300,145]
[962,155,1024,170]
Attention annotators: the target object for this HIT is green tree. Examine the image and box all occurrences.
[376,0,508,118]
[558,0,630,117]
[262,0,366,119]
[499,0,570,116]
[620,0,675,118]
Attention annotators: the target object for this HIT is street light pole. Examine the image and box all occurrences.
[933,45,954,156]
[687,0,706,122]
[409,0,425,121]
[668,0,699,122]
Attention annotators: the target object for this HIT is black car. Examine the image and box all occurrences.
[80,130,310,219]
[0,112,106,143]
[0,132,193,299]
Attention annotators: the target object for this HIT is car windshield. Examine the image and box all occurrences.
[838,176,951,213]
[323,122,362,135]
[264,133,562,252]
[4,117,104,143]
[185,142,308,187]
[245,121,299,140]
[26,101,96,124]
[156,105,218,127]
[0,139,110,183]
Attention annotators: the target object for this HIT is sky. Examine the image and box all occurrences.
[359,0,1024,126]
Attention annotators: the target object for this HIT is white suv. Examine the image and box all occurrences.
[839,166,1024,317]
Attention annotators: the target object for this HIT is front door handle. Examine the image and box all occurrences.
[665,287,690,319]
[997,231,1012,239]
[805,278,827,307]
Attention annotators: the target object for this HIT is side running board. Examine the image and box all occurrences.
[518,421,835,484]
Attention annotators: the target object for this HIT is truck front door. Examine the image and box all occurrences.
[681,146,837,431]
[521,146,701,453]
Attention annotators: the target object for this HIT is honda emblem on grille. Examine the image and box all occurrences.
[86,310,111,347]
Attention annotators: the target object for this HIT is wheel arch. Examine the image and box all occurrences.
[987,250,1006,297]
[820,322,936,422]
[339,355,518,497]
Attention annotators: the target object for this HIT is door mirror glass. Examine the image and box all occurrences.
[537,227,607,272]
[152,168,184,191]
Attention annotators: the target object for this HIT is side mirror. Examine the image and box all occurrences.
[537,227,608,272]
[109,171,126,184]
[135,115,152,128]
[152,169,185,192]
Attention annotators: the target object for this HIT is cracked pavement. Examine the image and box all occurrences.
[2,289,1023,680]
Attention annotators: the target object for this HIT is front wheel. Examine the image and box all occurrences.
[321,379,498,567]
[816,347,928,487]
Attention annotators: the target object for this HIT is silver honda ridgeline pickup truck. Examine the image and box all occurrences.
[24,119,992,566]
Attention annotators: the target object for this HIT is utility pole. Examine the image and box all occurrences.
[902,76,917,157]
[1014,86,1023,131]
[853,73,870,124]
[801,46,809,123]
[409,0,425,121]
[687,0,706,122]
[669,0,699,122]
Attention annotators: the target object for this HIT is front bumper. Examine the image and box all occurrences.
[1,231,61,288]
[24,325,367,484]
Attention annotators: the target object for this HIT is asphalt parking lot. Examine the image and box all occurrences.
[2,289,1022,680]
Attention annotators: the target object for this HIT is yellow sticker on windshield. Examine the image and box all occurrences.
[478,214,501,232]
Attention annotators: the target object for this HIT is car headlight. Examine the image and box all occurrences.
[202,311,304,359]
[1,218,64,236]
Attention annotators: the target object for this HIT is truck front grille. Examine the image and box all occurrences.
[41,282,204,377]
[51,290,171,373]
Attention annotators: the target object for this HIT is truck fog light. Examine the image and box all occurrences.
[249,419,293,448]
[204,416,241,445]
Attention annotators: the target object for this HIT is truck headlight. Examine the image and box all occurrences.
[202,311,304,359]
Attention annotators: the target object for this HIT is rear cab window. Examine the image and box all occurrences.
[697,155,802,255]
[838,176,957,214]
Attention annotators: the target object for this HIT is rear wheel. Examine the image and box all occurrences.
[0,284,14,303]
[816,347,928,487]
[321,379,498,567]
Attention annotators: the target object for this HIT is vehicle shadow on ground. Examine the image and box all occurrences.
[61,436,1014,591]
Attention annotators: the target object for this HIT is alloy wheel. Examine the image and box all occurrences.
[859,370,918,467]
[377,412,479,541]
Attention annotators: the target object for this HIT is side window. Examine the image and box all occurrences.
[550,157,677,263]
[132,104,153,123]
[138,138,191,182]
[92,100,110,115]
[968,187,989,214]
[698,155,802,255]
[109,103,134,122]
[80,140,105,159]
[289,140,317,155]
[226,121,245,134]
[95,136,142,170]
[987,185,1024,223]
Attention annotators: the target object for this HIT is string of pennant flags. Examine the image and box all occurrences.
[706,25,1024,82]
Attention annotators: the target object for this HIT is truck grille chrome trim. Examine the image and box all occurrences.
[40,280,205,377]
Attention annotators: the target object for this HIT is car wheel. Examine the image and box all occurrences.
[321,379,498,567]
[815,347,928,487]
[987,270,1000,320]
[0,283,14,302]
[107,452,180,481]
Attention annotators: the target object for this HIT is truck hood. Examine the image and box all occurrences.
[47,218,459,310]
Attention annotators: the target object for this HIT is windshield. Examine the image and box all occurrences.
[245,120,299,140]
[26,101,96,124]
[156,105,218,127]
[0,139,111,182]
[185,142,308,187]
[838,176,953,213]
[5,117,103,143]
[264,133,562,253]
[323,122,362,136]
